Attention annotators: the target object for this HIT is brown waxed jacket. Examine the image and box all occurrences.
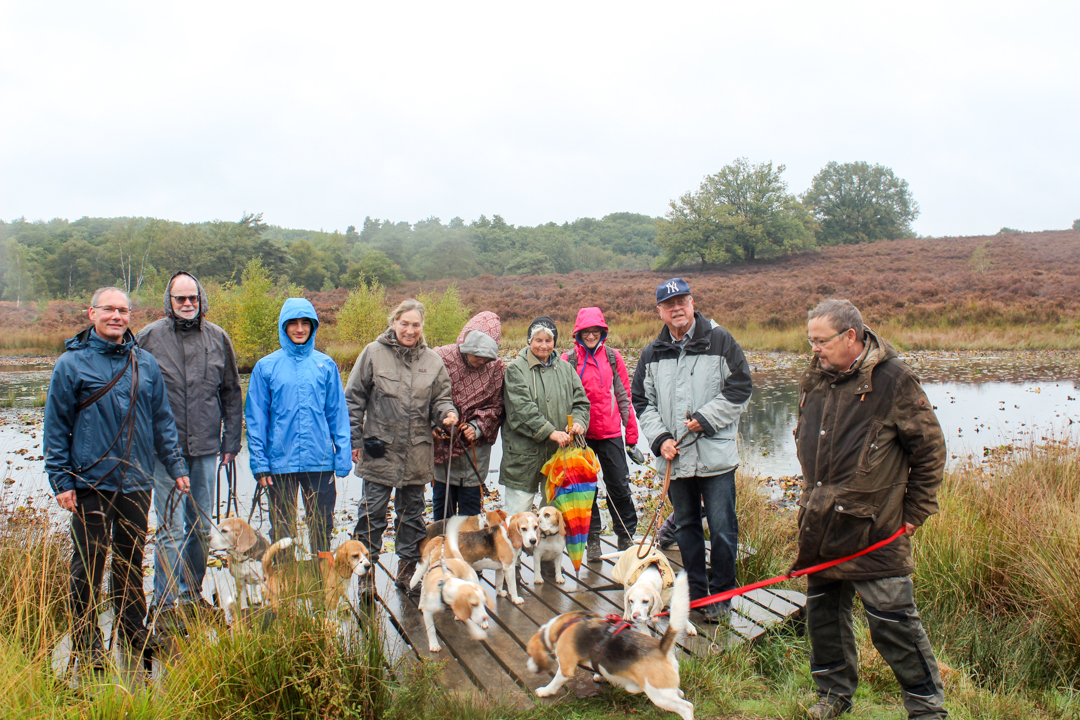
[792,329,946,580]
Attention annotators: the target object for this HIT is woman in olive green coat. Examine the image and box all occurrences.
[499,316,590,514]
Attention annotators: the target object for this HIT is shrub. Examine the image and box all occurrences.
[417,284,472,348]
[337,280,388,349]
[211,259,285,368]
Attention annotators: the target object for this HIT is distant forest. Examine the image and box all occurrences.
[0,211,661,302]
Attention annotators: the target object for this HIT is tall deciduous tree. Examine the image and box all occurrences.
[656,158,815,268]
[803,161,919,245]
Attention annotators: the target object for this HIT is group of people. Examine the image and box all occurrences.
[43,273,947,719]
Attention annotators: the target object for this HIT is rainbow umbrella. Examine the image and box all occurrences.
[541,445,601,571]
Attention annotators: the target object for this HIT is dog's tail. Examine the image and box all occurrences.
[661,572,690,655]
[446,514,467,561]
[264,537,296,567]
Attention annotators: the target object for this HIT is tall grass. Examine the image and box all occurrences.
[0,330,68,354]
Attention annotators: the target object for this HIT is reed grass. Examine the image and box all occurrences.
[0,330,68,354]
[0,390,15,408]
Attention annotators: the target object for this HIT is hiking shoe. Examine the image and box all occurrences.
[616,536,633,552]
[806,696,851,719]
[587,536,603,562]
[154,605,188,636]
[696,601,730,624]
[395,561,420,597]
[183,597,225,625]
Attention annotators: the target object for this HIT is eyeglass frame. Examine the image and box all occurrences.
[807,328,850,349]
[657,295,692,311]
[92,305,132,316]
[170,294,200,305]
[579,328,604,337]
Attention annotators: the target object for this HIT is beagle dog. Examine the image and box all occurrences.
[603,547,697,636]
[411,510,539,605]
[208,516,271,609]
[419,509,508,555]
[321,539,372,613]
[533,506,567,585]
[526,572,694,720]
[418,516,492,652]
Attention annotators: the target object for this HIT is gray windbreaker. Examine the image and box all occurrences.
[630,312,753,478]
[135,272,244,457]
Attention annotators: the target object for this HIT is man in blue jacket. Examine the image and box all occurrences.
[44,287,190,672]
[245,298,352,555]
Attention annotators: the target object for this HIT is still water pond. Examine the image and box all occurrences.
[2,352,1078,526]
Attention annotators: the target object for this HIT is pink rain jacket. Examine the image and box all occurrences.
[563,307,639,445]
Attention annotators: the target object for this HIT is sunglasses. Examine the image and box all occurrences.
[171,294,199,305]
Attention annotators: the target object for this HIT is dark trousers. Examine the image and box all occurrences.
[353,481,426,565]
[70,489,151,653]
[587,437,638,542]
[267,471,336,554]
[807,575,947,718]
[667,470,738,602]
[431,481,482,522]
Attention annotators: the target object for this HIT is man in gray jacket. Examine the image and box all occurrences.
[137,272,243,620]
[631,278,753,623]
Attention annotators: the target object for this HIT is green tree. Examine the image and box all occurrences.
[417,284,472,347]
[345,249,404,287]
[337,281,388,348]
[212,258,284,367]
[803,161,919,245]
[1072,218,1080,230]
[656,158,815,267]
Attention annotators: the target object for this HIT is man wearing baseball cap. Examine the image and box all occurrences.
[630,278,753,622]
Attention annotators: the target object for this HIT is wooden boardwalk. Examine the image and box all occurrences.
[364,535,806,707]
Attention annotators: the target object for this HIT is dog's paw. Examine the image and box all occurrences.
[687,623,699,636]
[592,673,601,682]
[533,576,544,585]
[554,576,565,585]
[498,589,508,597]
[526,657,539,673]
[480,620,489,630]
[428,643,442,653]
[512,595,524,605]
[535,685,556,698]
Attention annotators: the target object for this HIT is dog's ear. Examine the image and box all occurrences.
[557,509,567,537]
[507,516,523,550]
[649,588,664,617]
[235,521,259,554]
[526,630,551,671]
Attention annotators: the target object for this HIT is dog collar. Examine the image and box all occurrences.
[318,551,334,561]
[545,616,585,652]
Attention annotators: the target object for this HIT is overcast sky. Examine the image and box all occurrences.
[1,1,1077,238]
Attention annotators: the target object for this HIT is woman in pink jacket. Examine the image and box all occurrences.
[563,307,644,559]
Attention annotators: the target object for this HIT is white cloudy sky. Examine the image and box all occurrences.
[1,1,1077,238]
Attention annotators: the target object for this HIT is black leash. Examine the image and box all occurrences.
[215,459,238,523]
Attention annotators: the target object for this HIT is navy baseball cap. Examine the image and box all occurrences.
[656,277,692,304]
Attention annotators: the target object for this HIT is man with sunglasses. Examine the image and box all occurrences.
[136,272,243,627]
[631,277,753,623]
[44,287,190,674]
[794,298,946,719]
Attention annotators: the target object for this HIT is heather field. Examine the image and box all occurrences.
[2,230,1079,355]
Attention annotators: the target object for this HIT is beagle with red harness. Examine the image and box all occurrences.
[525,572,694,720]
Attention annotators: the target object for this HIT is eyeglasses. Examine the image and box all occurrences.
[171,294,199,305]
[807,329,848,348]
[93,305,131,316]
[658,295,691,310]
[579,328,603,337]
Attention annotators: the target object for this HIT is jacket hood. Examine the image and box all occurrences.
[457,311,501,360]
[163,272,209,327]
[572,307,609,346]
[278,297,320,357]
[67,326,136,354]
[378,327,428,359]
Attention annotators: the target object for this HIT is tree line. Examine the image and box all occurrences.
[0,160,920,303]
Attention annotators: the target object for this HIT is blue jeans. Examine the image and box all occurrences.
[667,470,738,602]
[153,454,218,608]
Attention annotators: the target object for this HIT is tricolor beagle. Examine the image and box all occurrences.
[417,516,492,653]
[533,506,567,585]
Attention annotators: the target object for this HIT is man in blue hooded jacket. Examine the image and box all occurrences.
[245,298,352,555]
[44,287,190,670]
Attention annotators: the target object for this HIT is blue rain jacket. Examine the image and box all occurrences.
[44,327,188,495]
[245,298,352,478]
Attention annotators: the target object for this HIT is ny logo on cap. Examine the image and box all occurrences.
[666,281,680,294]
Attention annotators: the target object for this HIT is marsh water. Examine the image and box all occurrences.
[2,352,1078,532]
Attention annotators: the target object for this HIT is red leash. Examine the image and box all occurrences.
[656,526,908,615]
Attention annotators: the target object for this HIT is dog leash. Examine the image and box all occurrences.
[215,458,238,523]
[634,419,698,560]
[652,526,908,617]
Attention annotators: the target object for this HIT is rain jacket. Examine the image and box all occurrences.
[135,272,243,457]
[792,328,946,580]
[244,298,352,478]
[433,312,505,466]
[562,307,639,444]
[345,329,456,488]
[499,347,590,493]
[631,312,752,479]
[44,327,188,495]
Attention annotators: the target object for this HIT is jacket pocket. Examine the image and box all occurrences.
[819,498,877,559]
[856,418,886,474]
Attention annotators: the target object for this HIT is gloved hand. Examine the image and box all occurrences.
[626,445,646,465]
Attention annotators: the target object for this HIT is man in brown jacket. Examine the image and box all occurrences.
[793,299,947,720]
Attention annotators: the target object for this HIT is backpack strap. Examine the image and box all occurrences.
[605,346,630,426]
